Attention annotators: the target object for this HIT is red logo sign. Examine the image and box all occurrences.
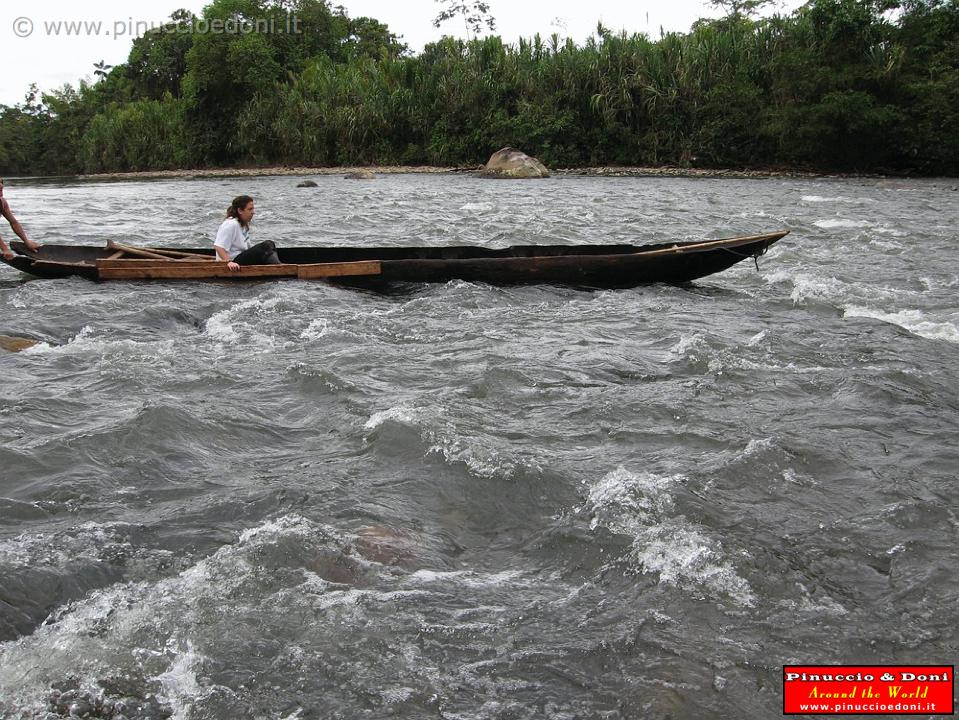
[783,665,955,715]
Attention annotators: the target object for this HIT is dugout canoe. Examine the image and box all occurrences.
[3,231,788,287]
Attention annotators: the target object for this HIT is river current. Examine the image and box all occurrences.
[0,174,956,718]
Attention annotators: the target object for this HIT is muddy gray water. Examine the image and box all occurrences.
[0,174,956,718]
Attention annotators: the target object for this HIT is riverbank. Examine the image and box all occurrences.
[79,164,885,181]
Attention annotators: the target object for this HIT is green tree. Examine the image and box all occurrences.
[126,10,197,99]
[707,0,774,20]
[2,0,959,175]
[433,0,497,39]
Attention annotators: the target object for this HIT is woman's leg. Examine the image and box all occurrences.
[234,240,281,265]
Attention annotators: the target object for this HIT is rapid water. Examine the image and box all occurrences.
[0,174,956,719]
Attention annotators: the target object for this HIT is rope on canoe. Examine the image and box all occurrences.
[720,241,770,271]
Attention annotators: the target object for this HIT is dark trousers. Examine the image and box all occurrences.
[234,240,280,265]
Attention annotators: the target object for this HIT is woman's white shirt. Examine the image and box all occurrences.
[213,218,251,260]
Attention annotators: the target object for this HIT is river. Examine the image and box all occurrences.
[1,173,957,718]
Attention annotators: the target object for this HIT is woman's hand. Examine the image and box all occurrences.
[227,261,240,271]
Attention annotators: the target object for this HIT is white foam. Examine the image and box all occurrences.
[365,406,536,480]
[299,570,342,593]
[460,202,494,212]
[0,522,141,570]
[801,195,876,204]
[782,468,818,486]
[768,270,927,312]
[380,686,416,704]
[299,318,331,340]
[581,468,756,606]
[0,514,352,706]
[204,295,286,346]
[843,306,959,344]
[426,429,529,480]
[802,195,843,203]
[365,406,419,430]
[872,225,907,238]
[667,333,708,361]
[813,218,873,229]
[585,467,676,531]
[867,238,904,251]
[407,569,525,588]
[205,308,242,343]
[635,523,756,606]
[20,325,93,355]
[781,583,848,616]
[19,327,178,380]
[740,438,775,459]
[154,644,210,720]
[746,330,768,347]
[765,270,849,305]
[237,513,327,544]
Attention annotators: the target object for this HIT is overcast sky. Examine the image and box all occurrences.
[1,0,804,107]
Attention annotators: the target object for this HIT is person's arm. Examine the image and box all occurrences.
[0,235,13,260]
[1,199,39,252]
[215,244,240,271]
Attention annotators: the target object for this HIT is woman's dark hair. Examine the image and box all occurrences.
[226,195,254,226]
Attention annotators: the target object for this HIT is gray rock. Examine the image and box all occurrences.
[345,170,376,180]
[296,180,318,188]
[480,147,549,179]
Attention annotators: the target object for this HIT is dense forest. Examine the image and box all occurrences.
[0,0,957,176]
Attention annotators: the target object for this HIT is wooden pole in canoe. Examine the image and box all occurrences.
[106,240,175,261]
[143,247,215,260]
[106,240,214,261]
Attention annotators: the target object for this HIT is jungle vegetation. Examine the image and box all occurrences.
[0,0,956,175]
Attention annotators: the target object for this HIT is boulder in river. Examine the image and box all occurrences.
[354,526,414,566]
[480,147,549,179]
[0,335,38,352]
[296,180,318,188]
[345,170,376,180]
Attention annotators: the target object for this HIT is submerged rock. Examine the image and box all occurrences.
[345,170,376,180]
[0,335,38,352]
[480,147,549,179]
[296,180,318,188]
[354,525,414,566]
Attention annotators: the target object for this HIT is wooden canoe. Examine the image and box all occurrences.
[3,231,788,288]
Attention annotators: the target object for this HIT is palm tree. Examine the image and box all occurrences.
[93,60,113,79]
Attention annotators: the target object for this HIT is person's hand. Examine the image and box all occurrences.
[2,249,14,261]
[24,240,40,253]
[227,261,240,271]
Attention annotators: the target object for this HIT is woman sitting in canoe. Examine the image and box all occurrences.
[213,195,280,270]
